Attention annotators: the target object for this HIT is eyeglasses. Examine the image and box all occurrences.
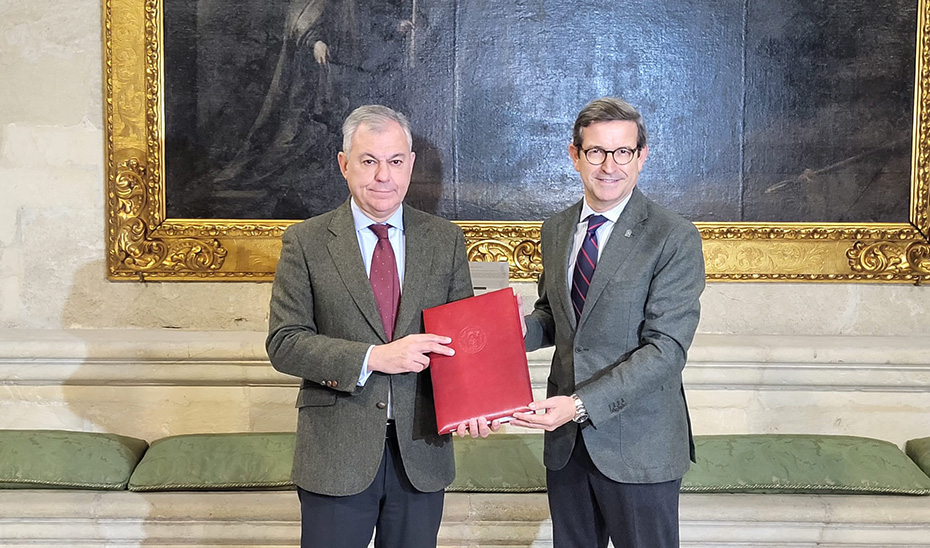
[580,146,639,166]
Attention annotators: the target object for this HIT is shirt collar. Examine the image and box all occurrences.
[579,193,631,225]
[350,198,405,233]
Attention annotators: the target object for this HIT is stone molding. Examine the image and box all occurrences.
[1,330,928,392]
[0,491,928,547]
[2,329,928,444]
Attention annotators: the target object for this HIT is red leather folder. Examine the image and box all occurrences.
[423,287,533,435]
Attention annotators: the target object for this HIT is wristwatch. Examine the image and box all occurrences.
[571,394,589,423]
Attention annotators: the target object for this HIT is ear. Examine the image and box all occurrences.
[337,151,349,179]
[568,143,582,173]
[409,151,416,171]
[637,145,649,167]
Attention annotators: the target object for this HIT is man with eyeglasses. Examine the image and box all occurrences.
[512,97,705,548]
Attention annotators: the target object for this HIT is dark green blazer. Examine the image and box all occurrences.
[267,200,473,496]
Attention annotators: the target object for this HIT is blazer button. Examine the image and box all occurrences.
[376,402,387,409]
[331,380,338,388]
[319,380,327,386]
[575,347,582,354]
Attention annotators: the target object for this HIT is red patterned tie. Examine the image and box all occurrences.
[369,224,400,341]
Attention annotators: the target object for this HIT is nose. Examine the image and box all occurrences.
[600,154,620,172]
[374,160,390,182]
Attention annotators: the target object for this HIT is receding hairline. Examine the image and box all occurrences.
[342,105,414,154]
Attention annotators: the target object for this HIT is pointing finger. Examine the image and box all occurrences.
[427,343,455,356]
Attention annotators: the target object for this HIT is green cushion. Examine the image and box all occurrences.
[905,437,930,479]
[128,432,295,492]
[448,434,545,492]
[0,429,148,490]
[683,434,930,495]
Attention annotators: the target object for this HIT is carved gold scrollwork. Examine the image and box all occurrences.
[465,239,541,280]
[461,224,542,280]
[110,159,228,277]
[117,217,167,270]
[906,242,930,275]
[513,240,543,278]
[847,240,930,277]
[163,240,228,272]
[467,241,514,263]
[113,158,146,217]
[847,242,907,274]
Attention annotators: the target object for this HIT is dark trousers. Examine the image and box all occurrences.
[547,433,681,548]
[297,423,444,548]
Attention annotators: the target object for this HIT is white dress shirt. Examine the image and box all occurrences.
[566,194,631,289]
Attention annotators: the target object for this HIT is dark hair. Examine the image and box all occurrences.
[572,97,647,150]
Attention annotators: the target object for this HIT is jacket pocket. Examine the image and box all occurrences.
[619,387,685,469]
[296,387,338,408]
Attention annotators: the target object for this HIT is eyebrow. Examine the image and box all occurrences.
[583,145,636,151]
[584,144,636,149]
[361,152,407,160]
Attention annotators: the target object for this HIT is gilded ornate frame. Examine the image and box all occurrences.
[104,0,930,282]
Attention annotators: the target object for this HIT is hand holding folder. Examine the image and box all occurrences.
[423,288,533,435]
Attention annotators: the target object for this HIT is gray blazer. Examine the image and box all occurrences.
[525,187,705,484]
[267,200,473,496]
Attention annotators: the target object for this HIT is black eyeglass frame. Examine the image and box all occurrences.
[579,146,641,166]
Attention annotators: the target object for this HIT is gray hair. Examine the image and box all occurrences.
[572,97,648,150]
[342,105,414,154]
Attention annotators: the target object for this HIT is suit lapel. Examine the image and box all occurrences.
[326,201,388,342]
[552,202,583,329]
[394,205,433,337]
[578,188,648,328]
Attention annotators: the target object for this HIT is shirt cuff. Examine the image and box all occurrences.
[358,345,375,386]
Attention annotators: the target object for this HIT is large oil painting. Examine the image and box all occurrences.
[105,0,930,281]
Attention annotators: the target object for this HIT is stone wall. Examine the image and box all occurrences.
[1,7,929,546]
[1,0,929,336]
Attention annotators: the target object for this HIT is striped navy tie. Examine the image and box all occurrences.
[570,214,608,321]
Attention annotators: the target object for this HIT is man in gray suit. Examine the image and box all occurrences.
[512,97,705,548]
[266,105,474,548]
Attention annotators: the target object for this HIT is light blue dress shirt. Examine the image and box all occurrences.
[351,199,405,394]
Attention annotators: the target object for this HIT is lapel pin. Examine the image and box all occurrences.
[624,229,633,238]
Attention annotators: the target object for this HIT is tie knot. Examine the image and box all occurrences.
[586,215,608,233]
[369,223,392,240]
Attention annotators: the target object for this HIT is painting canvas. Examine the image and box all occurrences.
[164,0,915,223]
[103,0,930,281]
